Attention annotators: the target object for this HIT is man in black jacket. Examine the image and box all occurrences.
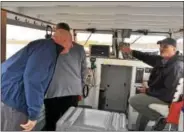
[121,38,183,131]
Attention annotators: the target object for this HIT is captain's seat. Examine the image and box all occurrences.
[149,78,183,131]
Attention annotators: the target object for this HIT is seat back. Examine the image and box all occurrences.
[166,77,184,125]
[166,101,183,124]
[172,78,183,102]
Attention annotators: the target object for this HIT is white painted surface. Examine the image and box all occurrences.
[83,57,150,108]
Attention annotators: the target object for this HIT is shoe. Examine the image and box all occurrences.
[152,117,167,131]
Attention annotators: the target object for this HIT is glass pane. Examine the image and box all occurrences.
[77,32,112,46]
[6,24,46,59]
[124,35,166,44]
[76,32,112,54]
[177,38,183,54]
[124,35,166,53]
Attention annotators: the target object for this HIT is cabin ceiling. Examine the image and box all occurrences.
[2,1,183,32]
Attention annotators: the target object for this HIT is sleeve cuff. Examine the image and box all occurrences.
[28,115,39,121]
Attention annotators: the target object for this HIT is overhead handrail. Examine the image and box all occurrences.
[1,8,56,26]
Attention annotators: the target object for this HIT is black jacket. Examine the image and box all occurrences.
[132,50,183,103]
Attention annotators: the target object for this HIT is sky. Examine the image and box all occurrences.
[6,24,183,58]
[7,24,182,44]
[7,24,169,44]
[7,24,46,40]
[76,33,167,45]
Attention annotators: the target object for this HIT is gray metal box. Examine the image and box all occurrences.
[100,64,132,112]
[56,107,127,131]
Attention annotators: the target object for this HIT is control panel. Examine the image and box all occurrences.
[134,67,152,94]
[90,45,110,58]
[128,66,153,130]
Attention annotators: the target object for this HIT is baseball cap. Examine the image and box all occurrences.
[56,22,70,31]
[157,38,177,47]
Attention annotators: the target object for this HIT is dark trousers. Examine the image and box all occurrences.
[43,96,78,131]
[129,94,168,130]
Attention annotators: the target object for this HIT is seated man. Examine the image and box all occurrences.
[121,38,183,131]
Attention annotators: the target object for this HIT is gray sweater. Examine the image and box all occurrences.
[45,42,87,98]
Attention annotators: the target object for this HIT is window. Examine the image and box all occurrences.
[177,38,183,54]
[124,35,166,44]
[124,35,166,53]
[76,32,113,54]
[6,24,46,59]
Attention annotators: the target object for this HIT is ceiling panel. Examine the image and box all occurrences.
[20,6,183,16]
[2,1,183,31]
[2,1,183,7]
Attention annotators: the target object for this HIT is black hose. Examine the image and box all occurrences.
[45,25,53,39]
[83,84,89,98]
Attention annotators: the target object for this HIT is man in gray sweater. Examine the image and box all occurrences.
[43,23,87,131]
